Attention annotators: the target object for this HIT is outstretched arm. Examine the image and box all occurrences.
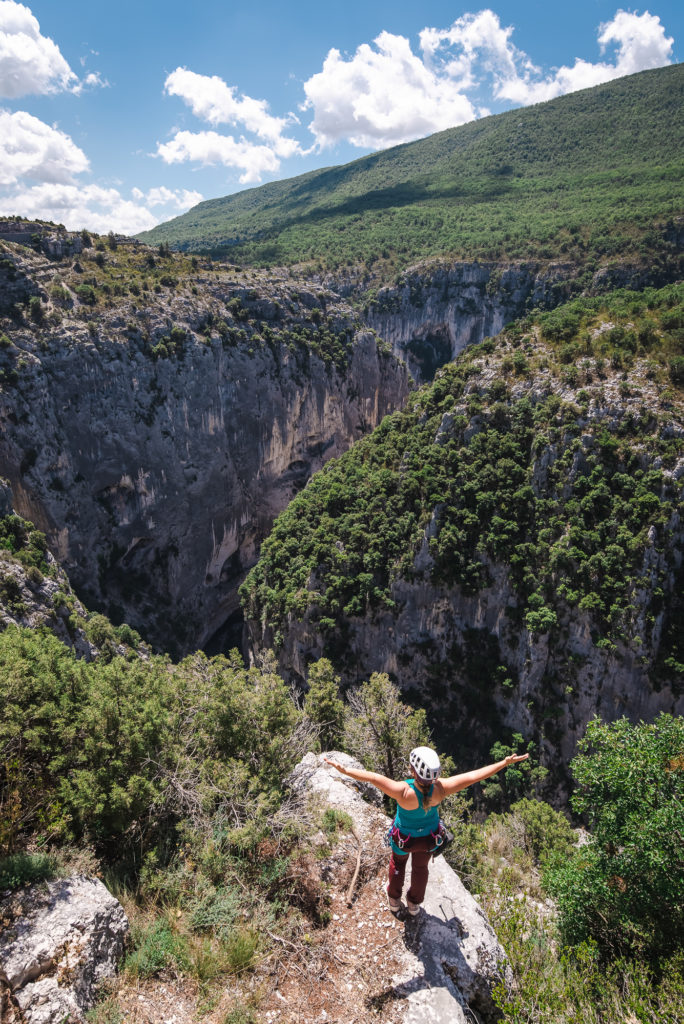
[439,753,530,796]
[323,757,410,803]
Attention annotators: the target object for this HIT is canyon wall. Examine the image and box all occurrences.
[364,261,672,383]
[0,242,408,653]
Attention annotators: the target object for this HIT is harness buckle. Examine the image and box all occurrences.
[389,824,409,849]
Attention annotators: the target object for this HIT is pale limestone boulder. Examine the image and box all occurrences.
[0,875,129,1023]
[288,752,512,1024]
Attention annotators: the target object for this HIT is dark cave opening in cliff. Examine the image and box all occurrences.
[203,607,247,660]
[407,327,452,380]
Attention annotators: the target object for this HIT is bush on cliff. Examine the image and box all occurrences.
[0,628,307,856]
[545,714,684,961]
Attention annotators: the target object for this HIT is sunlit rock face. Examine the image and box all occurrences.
[0,875,128,1024]
[0,245,408,654]
[364,261,663,383]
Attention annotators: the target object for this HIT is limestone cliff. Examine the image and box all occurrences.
[0,235,408,653]
[364,260,677,383]
[243,303,684,794]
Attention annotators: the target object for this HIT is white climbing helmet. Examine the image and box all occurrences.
[409,746,441,782]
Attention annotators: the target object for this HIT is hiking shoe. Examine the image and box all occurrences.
[406,899,421,916]
[386,887,402,914]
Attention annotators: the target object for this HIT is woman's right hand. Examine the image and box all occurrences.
[323,757,347,775]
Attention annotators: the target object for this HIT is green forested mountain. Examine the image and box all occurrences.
[242,284,684,638]
[139,65,684,275]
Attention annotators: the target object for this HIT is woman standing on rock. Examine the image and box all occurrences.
[324,747,529,916]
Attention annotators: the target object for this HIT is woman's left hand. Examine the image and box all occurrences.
[323,757,347,775]
[503,753,530,766]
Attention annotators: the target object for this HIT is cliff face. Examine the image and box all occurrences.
[242,308,684,793]
[365,261,673,383]
[0,240,408,653]
[269,566,683,796]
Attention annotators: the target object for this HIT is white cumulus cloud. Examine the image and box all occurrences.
[158,68,301,183]
[164,67,299,157]
[421,9,674,109]
[0,0,77,96]
[0,109,89,185]
[131,185,203,210]
[303,8,675,149]
[0,1,107,97]
[0,181,163,234]
[157,128,284,184]
[303,30,478,149]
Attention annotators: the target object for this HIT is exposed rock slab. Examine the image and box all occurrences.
[288,752,511,1024]
[0,875,129,1023]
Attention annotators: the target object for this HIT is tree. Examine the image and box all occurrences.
[28,296,44,325]
[343,672,430,781]
[545,714,684,960]
[303,658,345,751]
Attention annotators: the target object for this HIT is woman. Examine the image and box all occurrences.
[324,746,529,915]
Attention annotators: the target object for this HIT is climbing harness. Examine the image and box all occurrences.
[385,823,411,850]
[430,820,454,857]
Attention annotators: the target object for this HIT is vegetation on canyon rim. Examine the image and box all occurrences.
[1,236,362,374]
[139,65,683,280]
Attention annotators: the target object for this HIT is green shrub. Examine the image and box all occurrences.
[508,797,575,863]
[222,1006,256,1024]
[0,631,306,854]
[343,672,431,780]
[28,296,44,324]
[545,714,684,960]
[304,658,345,750]
[0,851,57,889]
[224,927,259,973]
[321,808,353,836]
[669,356,684,384]
[189,886,242,936]
[489,884,684,1024]
[125,919,190,978]
[85,997,124,1024]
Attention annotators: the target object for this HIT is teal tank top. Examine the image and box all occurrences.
[394,779,440,838]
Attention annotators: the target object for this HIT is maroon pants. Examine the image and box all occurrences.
[387,837,433,905]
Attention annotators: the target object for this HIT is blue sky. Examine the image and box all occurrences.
[0,1,681,234]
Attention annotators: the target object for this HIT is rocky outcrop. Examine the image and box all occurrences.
[0,548,95,657]
[0,246,408,654]
[288,752,511,1024]
[0,875,129,1023]
[0,483,96,657]
[0,221,84,261]
[365,260,676,383]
